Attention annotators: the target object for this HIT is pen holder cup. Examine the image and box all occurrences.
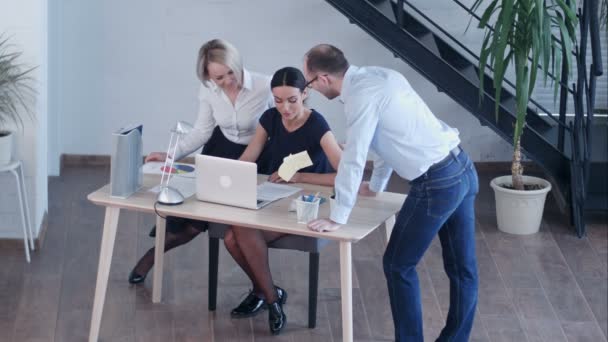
[295,197,321,224]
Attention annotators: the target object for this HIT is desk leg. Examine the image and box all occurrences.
[339,241,353,342]
[89,207,120,342]
[152,216,166,303]
[384,214,396,245]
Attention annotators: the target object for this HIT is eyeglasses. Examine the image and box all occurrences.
[304,75,318,89]
[304,74,328,89]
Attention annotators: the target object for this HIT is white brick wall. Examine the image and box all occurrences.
[0,0,48,239]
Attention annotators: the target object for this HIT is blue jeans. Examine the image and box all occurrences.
[383,149,479,342]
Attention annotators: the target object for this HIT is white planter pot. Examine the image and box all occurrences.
[490,175,552,235]
[0,131,13,165]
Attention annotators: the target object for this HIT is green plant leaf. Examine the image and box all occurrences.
[529,29,540,99]
[478,0,500,27]
[494,50,513,119]
[469,0,579,179]
[557,13,574,77]
[0,34,35,131]
[554,0,578,23]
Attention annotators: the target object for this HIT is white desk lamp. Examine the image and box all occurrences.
[157,121,193,205]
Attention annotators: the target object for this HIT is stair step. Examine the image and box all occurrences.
[390,1,431,38]
[389,0,552,132]
[501,96,517,112]
[435,39,473,70]
[419,32,440,55]
[457,65,480,86]
[368,0,395,19]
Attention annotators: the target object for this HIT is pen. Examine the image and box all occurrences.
[309,192,319,202]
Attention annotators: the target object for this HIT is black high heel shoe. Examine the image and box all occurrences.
[276,286,288,305]
[231,286,288,318]
[128,269,147,284]
[268,301,286,335]
[231,291,265,318]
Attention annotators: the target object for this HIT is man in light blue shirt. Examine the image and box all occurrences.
[304,44,479,342]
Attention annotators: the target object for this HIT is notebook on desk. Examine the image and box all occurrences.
[195,155,301,209]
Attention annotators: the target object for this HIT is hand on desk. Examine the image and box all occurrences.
[358,181,377,197]
[308,218,341,232]
[268,171,301,183]
[145,152,168,163]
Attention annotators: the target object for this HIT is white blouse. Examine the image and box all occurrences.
[174,69,274,160]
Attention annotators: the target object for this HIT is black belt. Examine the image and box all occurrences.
[428,146,462,172]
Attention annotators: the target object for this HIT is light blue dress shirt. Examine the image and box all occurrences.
[330,65,461,224]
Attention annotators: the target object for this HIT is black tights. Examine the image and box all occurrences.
[132,224,202,276]
[223,226,285,303]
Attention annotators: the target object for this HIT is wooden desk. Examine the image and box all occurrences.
[87,175,405,342]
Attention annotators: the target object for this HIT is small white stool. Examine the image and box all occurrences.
[0,160,35,262]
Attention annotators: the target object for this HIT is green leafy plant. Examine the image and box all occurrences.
[472,0,578,190]
[0,34,35,135]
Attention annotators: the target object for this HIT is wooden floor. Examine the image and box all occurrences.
[0,165,606,342]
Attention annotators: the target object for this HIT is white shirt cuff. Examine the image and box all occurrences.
[330,203,352,225]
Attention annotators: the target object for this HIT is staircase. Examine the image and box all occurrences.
[324,0,607,236]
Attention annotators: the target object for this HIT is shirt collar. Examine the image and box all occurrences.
[241,69,253,91]
[207,68,253,93]
[339,65,358,103]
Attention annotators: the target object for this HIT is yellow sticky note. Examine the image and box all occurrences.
[278,151,313,182]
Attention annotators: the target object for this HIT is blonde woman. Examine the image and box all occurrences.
[129,39,273,284]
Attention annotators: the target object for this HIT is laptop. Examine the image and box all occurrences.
[195,155,300,209]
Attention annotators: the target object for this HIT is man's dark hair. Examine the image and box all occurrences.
[305,44,349,76]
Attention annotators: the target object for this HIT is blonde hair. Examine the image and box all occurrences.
[196,39,243,87]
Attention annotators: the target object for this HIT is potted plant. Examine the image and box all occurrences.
[472,0,578,234]
[0,34,35,165]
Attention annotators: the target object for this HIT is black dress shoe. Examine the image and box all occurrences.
[268,301,286,335]
[231,291,266,318]
[231,286,288,318]
[148,225,156,238]
[276,286,288,305]
[128,269,146,284]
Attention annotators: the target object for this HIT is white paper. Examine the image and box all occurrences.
[148,176,196,198]
[277,151,313,181]
[257,182,301,202]
[143,161,196,178]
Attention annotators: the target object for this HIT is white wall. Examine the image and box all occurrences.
[48,0,513,177]
[0,0,48,238]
